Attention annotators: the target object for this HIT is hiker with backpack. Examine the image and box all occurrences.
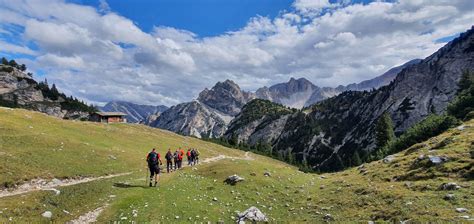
[146,148,162,187]
[187,149,193,166]
[179,148,185,168]
[173,149,179,170]
[165,149,173,173]
[194,148,200,165]
[190,149,196,166]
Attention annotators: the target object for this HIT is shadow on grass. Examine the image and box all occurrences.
[113,182,149,189]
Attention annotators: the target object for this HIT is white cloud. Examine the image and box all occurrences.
[0,40,37,55]
[0,0,472,106]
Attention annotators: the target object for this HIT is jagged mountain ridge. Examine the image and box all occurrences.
[256,59,422,108]
[225,27,474,172]
[99,101,168,123]
[147,58,425,137]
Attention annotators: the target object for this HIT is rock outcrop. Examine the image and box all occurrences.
[0,65,92,119]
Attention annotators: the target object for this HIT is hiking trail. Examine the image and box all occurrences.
[0,172,132,198]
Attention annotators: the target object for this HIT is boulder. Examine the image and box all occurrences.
[428,155,448,165]
[237,206,268,223]
[438,182,461,191]
[224,175,244,185]
[42,211,52,218]
[444,193,455,201]
[323,213,334,221]
[264,172,271,177]
[456,208,468,213]
[383,155,395,164]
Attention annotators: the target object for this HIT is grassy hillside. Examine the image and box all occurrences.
[0,107,472,222]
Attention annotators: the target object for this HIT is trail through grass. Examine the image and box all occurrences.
[0,107,472,222]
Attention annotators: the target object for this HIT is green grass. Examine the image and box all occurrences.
[0,107,473,222]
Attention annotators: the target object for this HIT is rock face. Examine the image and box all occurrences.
[256,77,318,109]
[0,65,91,119]
[100,101,167,123]
[148,80,254,137]
[197,80,255,116]
[224,27,474,172]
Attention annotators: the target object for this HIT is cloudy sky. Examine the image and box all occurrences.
[0,0,473,106]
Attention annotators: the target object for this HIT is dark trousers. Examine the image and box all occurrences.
[166,160,173,173]
[174,160,178,170]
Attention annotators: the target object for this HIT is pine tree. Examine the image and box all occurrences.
[375,112,395,149]
[351,151,362,166]
[1,57,8,65]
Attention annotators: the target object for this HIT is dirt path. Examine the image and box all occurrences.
[70,152,254,223]
[67,205,108,224]
[202,151,253,163]
[0,172,132,198]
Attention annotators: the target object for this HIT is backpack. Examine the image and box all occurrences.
[165,152,172,160]
[195,150,200,156]
[147,152,158,165]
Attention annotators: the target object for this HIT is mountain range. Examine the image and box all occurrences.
[224,27,474,171]
[144,58,421,137]
[99,101,168,123]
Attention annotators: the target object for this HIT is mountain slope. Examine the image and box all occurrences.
[1,107,472,222]
[226,27,474,172]
[100,101,167,123]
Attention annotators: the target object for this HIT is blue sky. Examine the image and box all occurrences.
[0,0,472,106]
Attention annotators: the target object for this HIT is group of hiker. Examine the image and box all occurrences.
[146,147,200,187]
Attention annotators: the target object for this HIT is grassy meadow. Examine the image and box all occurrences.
[0,107,472,222]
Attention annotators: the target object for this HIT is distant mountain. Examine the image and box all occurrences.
[224,27,474,172]
[256,78,317,109]
[147,80,254,137]
[0,61,95,119]
[257,59,422,109]
[340,59,423,92]
[148,58,424,137]
[99,101,167,123]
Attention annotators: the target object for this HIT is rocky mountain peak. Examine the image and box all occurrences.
[197,79,255,116]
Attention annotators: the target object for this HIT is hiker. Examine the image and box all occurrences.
[190,148,196,166]
[165,149,173,173]
[194,148,200,165]
[187,149,192,166]
[146,148,162,187]
[173,149,179,170]
[178,148,184,169]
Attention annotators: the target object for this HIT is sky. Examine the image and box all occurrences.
[0,0,473,106]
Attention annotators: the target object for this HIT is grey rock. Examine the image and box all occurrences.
[383,155,395,164]
[444,193,455,201]
[224,175,244,185]
[456,208,468,213]
[42,211,52,218]
[237,206,268,223]
[264,172,271,177]
[438,182,461,191]
[428,155,448,165]
[323,213,334,221]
